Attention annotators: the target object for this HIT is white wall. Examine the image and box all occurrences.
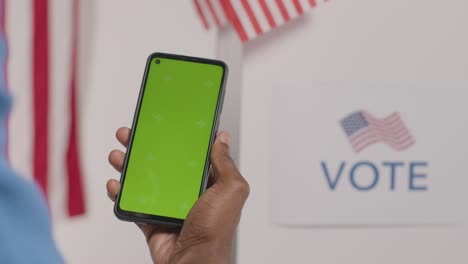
[237,0,468,263]
[7,0,468,263]
[54,1,217,263]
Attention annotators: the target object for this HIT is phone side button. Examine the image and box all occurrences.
[219,89,226,113]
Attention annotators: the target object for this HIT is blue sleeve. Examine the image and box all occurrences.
[0,160,64,264]
[0,99,64,263]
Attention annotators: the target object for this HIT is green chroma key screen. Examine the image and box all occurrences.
[119,56,224,220]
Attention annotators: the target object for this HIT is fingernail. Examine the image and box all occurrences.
[219,132,231,145]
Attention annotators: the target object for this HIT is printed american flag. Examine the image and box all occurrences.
[341,111,415,153]
[194,0,328,42]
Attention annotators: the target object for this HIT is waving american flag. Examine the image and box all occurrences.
[194,0,328,42]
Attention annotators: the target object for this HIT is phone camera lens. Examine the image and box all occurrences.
[155,59,161,64]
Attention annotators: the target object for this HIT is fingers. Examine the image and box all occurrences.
[210,132,236,181]
[116,127,131,147]
[108,149,125,172]
[106,128,128,202]
[106,179,121,201]
[210,131,250,199]
[181,132,249,244]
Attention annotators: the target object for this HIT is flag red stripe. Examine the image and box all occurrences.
[350,128,414,152]
[220,0,249,42]
[351,120,410,138]
[308,0,317,7]
[366,116,413,135]
[354,137,414,153]
[33,0,50,199]
[353,137,413,152]
[67,0,86,217]
[369,123,407,132]
[275,0,290,21]
[352,126,411,141]
[259,0,277,28]
[241,0,263,35]
[352,133,414,150]
[194,0,210,30]
[363,112,411,130]
[367,118,403,129]
[354,129,411,144]
[207,0,221,26]
[351,127,413,145]
[353,137,380,153]
[370,122,406,132]
[353,135,414,152]
[368,122,410,133]
[292,0,304,14]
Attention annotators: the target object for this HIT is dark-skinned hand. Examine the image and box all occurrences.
[107,127,249,264]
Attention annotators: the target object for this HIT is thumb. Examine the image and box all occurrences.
[210,132,234,182]
[210,131,231,164]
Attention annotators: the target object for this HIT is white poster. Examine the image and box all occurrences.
[269,80,468,225]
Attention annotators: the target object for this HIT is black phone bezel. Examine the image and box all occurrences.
[114,52,228,227]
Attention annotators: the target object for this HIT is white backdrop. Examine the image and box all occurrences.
[6,0,468,263]
[237,0,468,263]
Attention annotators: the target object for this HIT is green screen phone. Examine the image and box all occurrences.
[114,53,227,226]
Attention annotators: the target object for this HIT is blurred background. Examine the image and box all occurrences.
[3,0,468,263]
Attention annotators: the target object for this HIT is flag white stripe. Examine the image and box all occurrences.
[299,0,311,10]
[230,0,257,40]
[49,0,72,221]
[248,0,271,33]
[211,0,227,25]
[199,0,214,29]
[265,0,285,26]
[283,0,298,19]
[6,0,33,181]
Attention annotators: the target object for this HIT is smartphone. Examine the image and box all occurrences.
[114,52,228,226]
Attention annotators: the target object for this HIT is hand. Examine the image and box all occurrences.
[107,128,249,264]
